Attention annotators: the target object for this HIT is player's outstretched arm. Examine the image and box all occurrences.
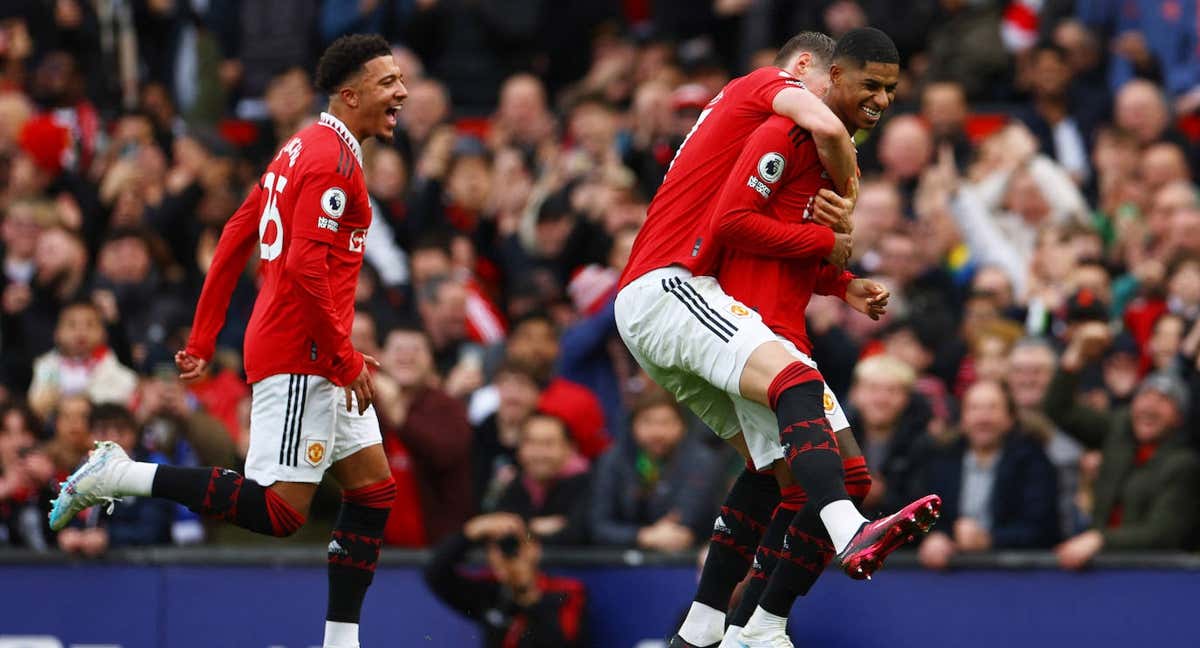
[773,86,857,198]
[183,184,264,367]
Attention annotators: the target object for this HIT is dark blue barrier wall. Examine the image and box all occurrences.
[2,556,1198,648]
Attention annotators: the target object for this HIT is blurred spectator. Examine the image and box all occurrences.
[912,380,1060,570]
[505,311,610,459]
[589,390,718,551]
[28,299,137,420]
[1078,0,1200,110]
[920,80,973,174]
[847,354,932,517]
[1005,337,1085,536]
[208,0,318,120]
[1015,42,1099,183]
[375,326,474,546]
[1047,322,1200,568]
[473,360,543,511]
[41,393,90,478]
[0,402,54,549]
[423,513,587,648]
[58,403,185,555]
[493,413,590,545]
[924,0,1009,100]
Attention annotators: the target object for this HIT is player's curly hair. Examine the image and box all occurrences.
[833,27,900,68]
[315,34,392,94]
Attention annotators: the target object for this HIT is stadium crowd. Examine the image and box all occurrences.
[0,0,1198,575]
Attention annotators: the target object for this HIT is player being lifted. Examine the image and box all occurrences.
[712,28,933,648]
[613,29,940,648]
[48,35,406,648]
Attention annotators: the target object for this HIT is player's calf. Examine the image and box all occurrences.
[325,477,396,648]
[153,465,307,536]
[676,466,778,647]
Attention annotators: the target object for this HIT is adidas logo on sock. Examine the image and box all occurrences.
[783,535,791,551]
[328,539,349,556]
[752,557,762,572]
[713,516,731,534]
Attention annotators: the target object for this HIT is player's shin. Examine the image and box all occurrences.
[324,477,396,647]
[769,365,866,552]
[680,466,778,645]
[152,466,306,536]
[726,484,804,631]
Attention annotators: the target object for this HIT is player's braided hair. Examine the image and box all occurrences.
[832,27,900,68]
[315,34,392,94]
[774,31,836,67]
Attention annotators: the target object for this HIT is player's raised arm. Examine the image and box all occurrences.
[183,182,265,365]
[773,86,857,199]
[709,118,849,265]
[767,32,857,199]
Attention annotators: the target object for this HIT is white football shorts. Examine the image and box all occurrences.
[244,373,382,486]
[615,266,848,470]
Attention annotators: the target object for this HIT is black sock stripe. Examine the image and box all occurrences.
[296,375,310,465]
[670,289,729,342]
[671,281,735,339]
[280,375,296,465]
[678,282,738,334]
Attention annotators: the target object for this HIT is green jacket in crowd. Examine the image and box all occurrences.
[1044,369,1200,551]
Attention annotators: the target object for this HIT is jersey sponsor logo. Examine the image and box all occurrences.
[305,439,326,466]
[349,228,367,253]
[823,392,835,413]
[729,303,752,318]
[318,215,340,232]
[747,175,771,198]
[321,187,347,219]
[757,152,785,183]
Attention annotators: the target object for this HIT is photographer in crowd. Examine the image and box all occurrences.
[423,512,587,647]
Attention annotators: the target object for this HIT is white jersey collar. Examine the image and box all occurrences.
[318,112,363,168]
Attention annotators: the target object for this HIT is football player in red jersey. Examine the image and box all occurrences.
[710,29,940,648]
[630,31,940,648]
[49,35,407,648]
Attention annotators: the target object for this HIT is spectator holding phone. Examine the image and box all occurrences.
[423,512,587,647]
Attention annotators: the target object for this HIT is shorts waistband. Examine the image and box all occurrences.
[631,266,696,285]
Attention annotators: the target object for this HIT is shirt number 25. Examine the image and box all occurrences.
[259,172,288,261]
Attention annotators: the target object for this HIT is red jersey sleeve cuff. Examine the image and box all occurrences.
[832,271,855,300]
[184,341,214,362]
[814,226,836,257]
[333,350,365,387]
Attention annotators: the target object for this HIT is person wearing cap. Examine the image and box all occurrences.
[1045,321,1200,569]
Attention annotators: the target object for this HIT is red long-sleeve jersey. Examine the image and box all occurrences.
[619,66,810,288]
[186,113,371,386]
[712,114,854,355]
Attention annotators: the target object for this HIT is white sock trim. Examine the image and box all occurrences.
[718,625,745,648]
[117,462,158,497]
[820,499,868,554]
[678,601,725,645]
[324,620,359,648]
[741,606,788,639]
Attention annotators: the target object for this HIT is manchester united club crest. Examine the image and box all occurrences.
[305,440,326,466]
[823,392,835,413]
[729,303,752,318]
